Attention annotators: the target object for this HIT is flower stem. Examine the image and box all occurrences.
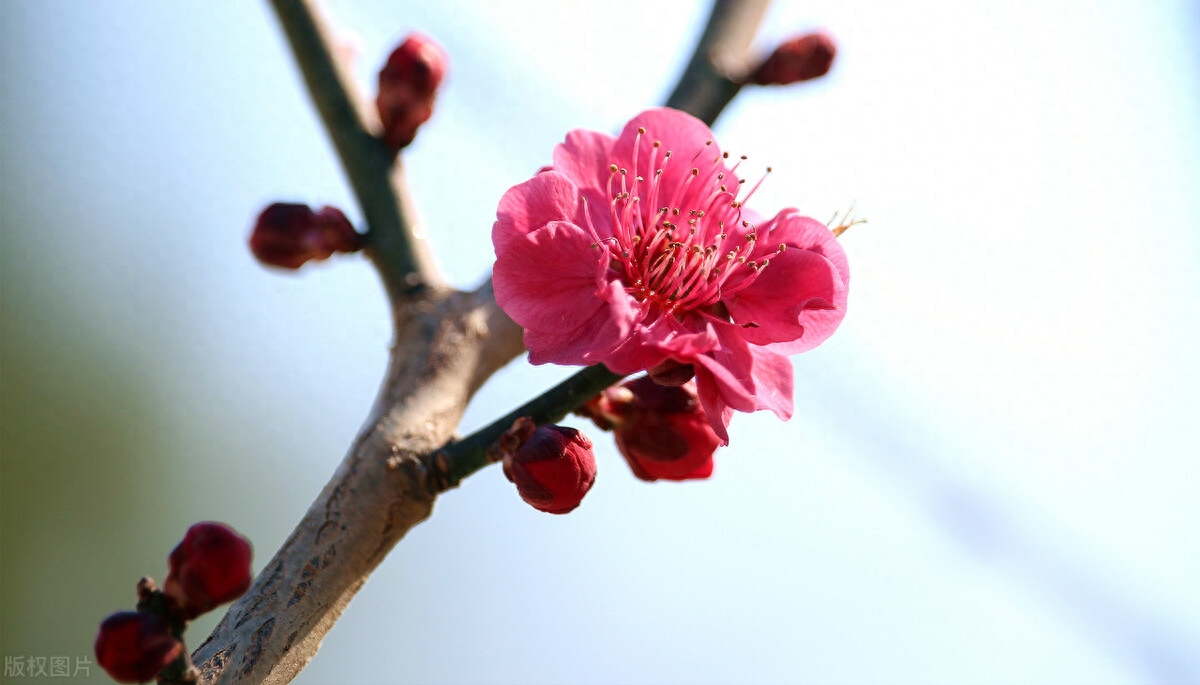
[433,365,624,490]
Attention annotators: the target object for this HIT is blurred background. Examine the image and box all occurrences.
[3,0,1198,683]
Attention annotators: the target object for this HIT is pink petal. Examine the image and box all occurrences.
[493,220,611,334]
[618,108,739,210]
[693,367,734,445]
[691,324,795,439]
[745,346,794,420]
[493,171,585,256]
[552,128,618,226]
[690,325,760,415]
[525,280,637,367]
[725,247,845,348]
[595,310,670,375]
[761,210,850,289]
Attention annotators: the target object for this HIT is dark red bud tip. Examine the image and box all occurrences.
[95,611,183,683]
[502,424,597,514]
[163,522,253,620]
[249,203,362,270]
[377,32,448,152]
[749,31,837,86]
[611,376,721,482]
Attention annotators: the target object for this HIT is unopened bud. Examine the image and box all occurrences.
[498,418,597,514]
[749,32,837,86]
[377,32,448,152]
[580,376,721,482]
[163,522,253,620]
[94,611,183,683]
[249,203,362,270]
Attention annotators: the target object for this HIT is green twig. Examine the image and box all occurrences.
[432,365,624,491]
[269,0,441,299]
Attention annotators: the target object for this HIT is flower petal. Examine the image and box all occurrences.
[726,248,845,348]
[691,324,795,440]
[527,280,638,367]
[762,210,850,287]
[729,211,849,353]
[617,108,739,212]
[493,171,585,256]
[552,128,618,230]
[693,367,735,445]
[494,220,610,331]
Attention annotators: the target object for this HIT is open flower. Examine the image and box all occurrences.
[493,108,848,442]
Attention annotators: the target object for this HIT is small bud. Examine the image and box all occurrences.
[580,376,721,482]
[163,522,253,620]
[498,419,597,514]
[249,203,362,270]
[376,32,448,152]
[749,31,837,86]
[94,611,183,683]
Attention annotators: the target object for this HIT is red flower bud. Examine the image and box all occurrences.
[249,203,362,270]
[749,31,837,86]
[580,376,721,482]
[377,32,448,152]
[94,611,183,683]
[498,418,597,514]
[163,522,253,619]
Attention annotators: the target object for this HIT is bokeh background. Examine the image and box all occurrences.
[3,0,1198,683]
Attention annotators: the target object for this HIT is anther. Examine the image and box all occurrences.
[638,126,646,134]
[691,168,699,176]
[609,164,618,172]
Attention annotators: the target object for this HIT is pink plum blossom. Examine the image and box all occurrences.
[492,108,848,442]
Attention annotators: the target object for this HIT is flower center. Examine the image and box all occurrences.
[598,128,784,313]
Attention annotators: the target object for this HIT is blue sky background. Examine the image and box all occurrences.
[2,1,1198,683]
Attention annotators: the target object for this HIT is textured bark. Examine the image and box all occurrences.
[192,287,518,684]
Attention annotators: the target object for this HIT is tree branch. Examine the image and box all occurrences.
[190,0,772,682]
[269,0,441,298]
[666,0,771,125]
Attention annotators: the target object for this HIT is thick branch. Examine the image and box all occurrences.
[666,0,771,125]
[191,288,500,684]
[269,0,441,297]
